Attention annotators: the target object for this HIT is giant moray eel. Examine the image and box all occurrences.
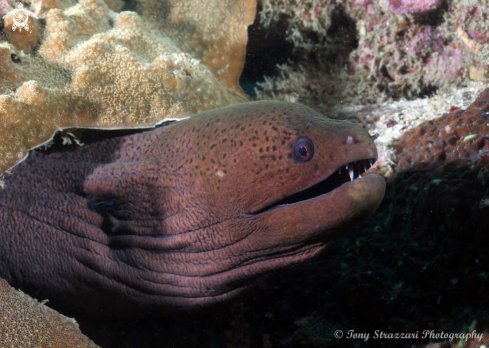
[0,101,385,316]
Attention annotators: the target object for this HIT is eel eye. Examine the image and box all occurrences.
[293,137,314,162]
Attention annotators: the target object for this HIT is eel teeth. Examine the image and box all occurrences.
[338,158,376,181]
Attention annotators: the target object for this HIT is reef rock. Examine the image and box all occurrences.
[0,0,256,175]
[0,277,99,348]
[256,0,489,106]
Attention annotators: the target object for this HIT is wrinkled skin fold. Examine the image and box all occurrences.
[0,101,385,316]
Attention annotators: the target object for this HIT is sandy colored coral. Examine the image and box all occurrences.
[0,0,256,175]
[0,277,99,348]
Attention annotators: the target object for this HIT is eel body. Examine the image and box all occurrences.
[0,101,385,316]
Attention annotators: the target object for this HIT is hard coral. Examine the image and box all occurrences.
[395,88,489,172]
[0,277,99,348]
[0,0,256,175]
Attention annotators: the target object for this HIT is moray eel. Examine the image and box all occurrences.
[0,101,385,316]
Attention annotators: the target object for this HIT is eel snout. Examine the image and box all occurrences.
[256,157,378,213]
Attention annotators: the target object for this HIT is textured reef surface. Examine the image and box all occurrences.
[257,0,489,106]
[395,89,489,172]
[0,278,99,347]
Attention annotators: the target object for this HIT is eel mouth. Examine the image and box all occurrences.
[256,158,377,214]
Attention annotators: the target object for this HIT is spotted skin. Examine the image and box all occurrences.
[0,101,385,316]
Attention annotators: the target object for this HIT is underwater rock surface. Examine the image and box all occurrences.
[257,0,489,106]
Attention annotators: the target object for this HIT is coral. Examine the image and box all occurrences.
[0,0,256,175]
[457,4,489,50]
[395,88,489,172]
[0,277,99,347]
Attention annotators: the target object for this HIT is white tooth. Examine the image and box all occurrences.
[370,160,374,166]
[339,167,342,174]
[363,161,368,172]
[349,167,354,181]
[346,164,349,170]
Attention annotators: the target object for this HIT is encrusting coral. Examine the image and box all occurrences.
[0,277,99,348]
[0,0,256,176]
[395,88,489,172]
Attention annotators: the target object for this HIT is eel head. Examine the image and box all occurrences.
[82,101,385,314]
[1,101,384,316]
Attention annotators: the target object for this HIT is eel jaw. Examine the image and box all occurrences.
[256,158,378,214]
[252,171,386,248]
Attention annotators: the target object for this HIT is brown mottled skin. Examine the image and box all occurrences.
[0,101,385,316]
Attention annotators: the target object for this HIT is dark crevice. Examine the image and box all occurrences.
[121,0,138,12]
[414,0,448,26]
[240,8,294,97]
